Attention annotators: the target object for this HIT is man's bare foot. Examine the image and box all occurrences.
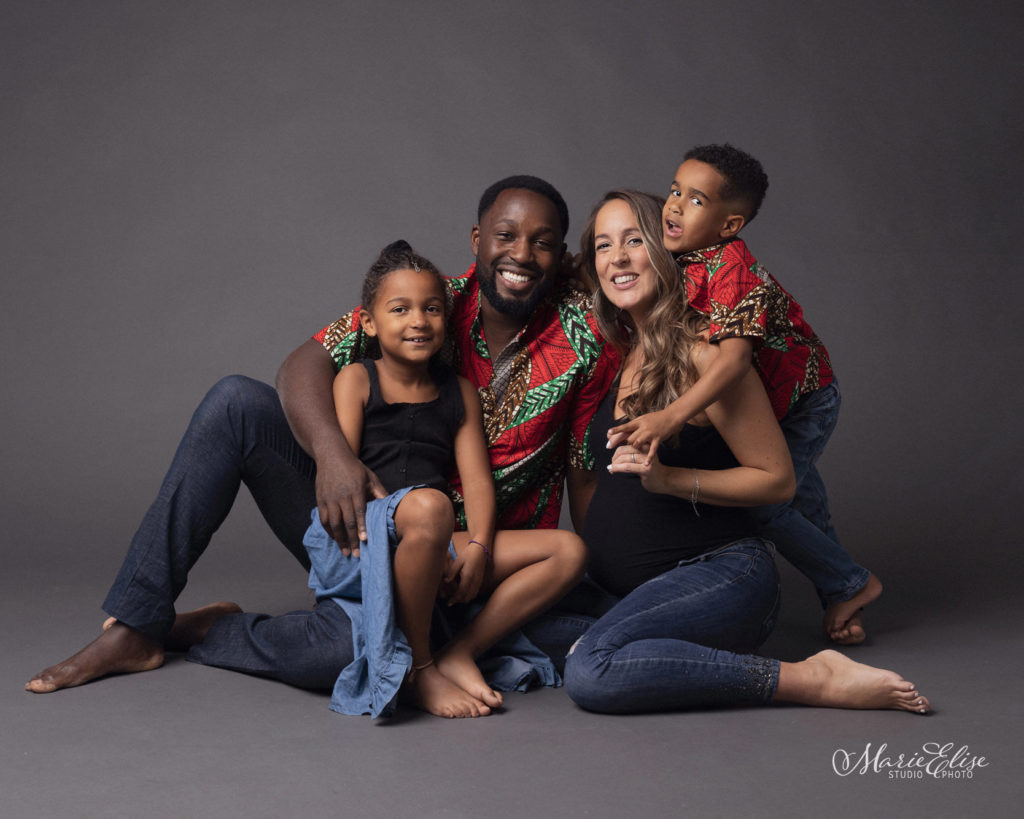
[25,623,164,693]
[777,649,930,714]
[436,646,503,709]
[103,602,242,651]
[165,602,242,651]
[824,574,882,645]
[404,662,492,718]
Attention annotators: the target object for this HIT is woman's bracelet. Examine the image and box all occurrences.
[469,539,492,563]
[690,469,701,517]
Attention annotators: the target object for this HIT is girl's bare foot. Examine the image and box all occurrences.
[825,574,882,645]
[436,646,504,708]
[777,649,930,714]
[25,623,164,693]
[104,602,242,651]
[404,662,492,718]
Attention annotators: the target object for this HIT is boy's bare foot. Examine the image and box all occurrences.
[436,646,504,709]
[25,623,164,693]
[778,649,930,714]
[404,662,492,718]
[824,574,882,645]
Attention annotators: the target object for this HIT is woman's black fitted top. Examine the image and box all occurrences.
[357,359,464,494]
[582,389,756,597]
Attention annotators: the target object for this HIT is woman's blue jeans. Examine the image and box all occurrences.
[564,539,781,714]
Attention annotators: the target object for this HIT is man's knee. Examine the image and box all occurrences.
[190,375,279,439]
[200,375,275,415]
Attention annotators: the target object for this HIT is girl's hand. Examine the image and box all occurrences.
[607,444,669,494]
[442,545,488,605]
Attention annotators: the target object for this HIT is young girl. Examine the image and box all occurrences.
[306,240,586,719]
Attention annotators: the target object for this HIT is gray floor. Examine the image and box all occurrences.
[4,504,1020,818]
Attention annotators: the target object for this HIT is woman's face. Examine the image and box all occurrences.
[593,199,659,321]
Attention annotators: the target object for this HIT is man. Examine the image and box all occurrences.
[27,175,616,694]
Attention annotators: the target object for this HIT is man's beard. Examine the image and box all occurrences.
[477,267,553,321]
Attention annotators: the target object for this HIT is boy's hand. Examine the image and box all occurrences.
[442,546,488,605]
[607,408,682,465]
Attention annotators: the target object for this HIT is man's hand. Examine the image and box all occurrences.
[607,408,682,465]
[315,448,387,557]
[441,544,488,605]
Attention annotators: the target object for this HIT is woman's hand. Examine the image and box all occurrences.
[442,544,488,605]
[607,444,670,494]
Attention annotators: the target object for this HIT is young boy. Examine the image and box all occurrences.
[609,144,881,644]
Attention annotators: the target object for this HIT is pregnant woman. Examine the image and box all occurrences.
[564,190,928,715]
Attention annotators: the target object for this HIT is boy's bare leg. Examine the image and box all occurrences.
[103,601,243,651]
[393,489,491,718]
[824,574,883,645]
[774,649,929,714]
[25,624,164,693]
[437,529,586,707]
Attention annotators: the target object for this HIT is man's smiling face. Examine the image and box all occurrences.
[471,188,565,320]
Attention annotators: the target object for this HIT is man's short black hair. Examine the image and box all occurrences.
[477,175,570,240]
[684,144,769,224]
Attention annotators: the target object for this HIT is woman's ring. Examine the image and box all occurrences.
[631,453,636,464]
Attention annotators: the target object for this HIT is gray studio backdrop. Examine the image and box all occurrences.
[3,0,1021,609]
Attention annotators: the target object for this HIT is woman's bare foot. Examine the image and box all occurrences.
[404,662,492,718]
[776,649,929,714]
[436,646,504,709]
[824,574,882,645]
[104,602,242,651]
[25,623,164,693]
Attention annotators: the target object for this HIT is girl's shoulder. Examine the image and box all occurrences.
[335,359,373,401]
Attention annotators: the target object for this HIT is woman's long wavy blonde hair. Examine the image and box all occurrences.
[580,189,707,419]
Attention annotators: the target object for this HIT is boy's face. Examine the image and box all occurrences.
[662,160,745,255]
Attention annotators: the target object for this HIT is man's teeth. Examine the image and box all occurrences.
[613,274,638,284]
[500,269,531,283]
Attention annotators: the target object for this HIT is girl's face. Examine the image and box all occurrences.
[361,268,445,365]
[593,199,660,321]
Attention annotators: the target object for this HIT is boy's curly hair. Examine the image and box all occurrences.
[684,144,769,223]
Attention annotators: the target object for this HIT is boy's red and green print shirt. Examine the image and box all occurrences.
[314,265,618,530]
[679,238,834,419]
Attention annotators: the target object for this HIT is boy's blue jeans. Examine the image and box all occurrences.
[755,378,870,607]
[563,539,780,713]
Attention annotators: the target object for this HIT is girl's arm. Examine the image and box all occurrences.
[444,377,497,604]
[608,337,754,461]
[609,342,795,506]
[330,364,375,555]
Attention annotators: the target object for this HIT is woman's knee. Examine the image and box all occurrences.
[563,638,617,713]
